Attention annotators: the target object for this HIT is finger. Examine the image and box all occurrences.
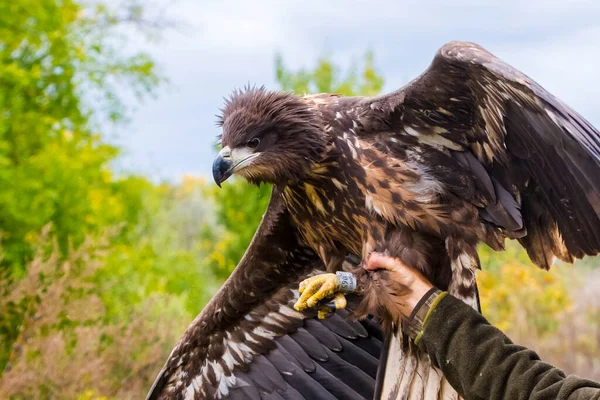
[365,252,405,272]
[333,292,347,310]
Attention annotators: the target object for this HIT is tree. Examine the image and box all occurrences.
[276,51,383,96]
[0,0,161,273]
[0,0,164,374]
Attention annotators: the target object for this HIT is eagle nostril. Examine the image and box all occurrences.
[220,146,232,159]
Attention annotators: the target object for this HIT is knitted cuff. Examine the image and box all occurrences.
[404,288,446,342]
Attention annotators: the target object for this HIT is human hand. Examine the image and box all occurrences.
[364,252,434,319]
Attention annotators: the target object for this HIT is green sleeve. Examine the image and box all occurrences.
[415,294,600,400]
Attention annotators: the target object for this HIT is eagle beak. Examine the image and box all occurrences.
[212,146,234,187]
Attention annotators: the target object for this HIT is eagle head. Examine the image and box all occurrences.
[213,86,326,187]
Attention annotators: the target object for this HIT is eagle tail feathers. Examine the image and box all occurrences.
[376,328,464,400]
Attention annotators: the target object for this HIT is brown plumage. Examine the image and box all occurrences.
[148,41,600,400]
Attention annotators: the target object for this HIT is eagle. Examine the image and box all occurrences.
[147,41,600,400]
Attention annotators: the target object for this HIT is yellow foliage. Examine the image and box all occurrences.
[477,242,571,334]
[480,252,600,379]
[0,229,192,399]
[76,390,110,400]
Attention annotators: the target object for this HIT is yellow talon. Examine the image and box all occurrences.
[316,293,347,319]
[317,306,333,320]
[294,273,341,312]
[333,292,347,309]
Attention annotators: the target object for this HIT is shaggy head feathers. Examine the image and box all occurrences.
[217,86,326,186]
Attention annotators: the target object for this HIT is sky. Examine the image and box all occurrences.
[111,0,600,182]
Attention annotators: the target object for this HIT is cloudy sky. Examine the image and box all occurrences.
[112,0,600,181]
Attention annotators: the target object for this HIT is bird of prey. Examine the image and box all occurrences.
[147,41,600,400]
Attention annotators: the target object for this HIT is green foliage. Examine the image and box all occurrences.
[0,229,191,399]
[99,177,222,317]
[478,241,571,334]
[276,51,383,96]
[0,0,168,376]
[200,180,272,280]
[0,0,161,272]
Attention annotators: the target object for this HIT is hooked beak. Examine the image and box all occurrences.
[212,146,234,187]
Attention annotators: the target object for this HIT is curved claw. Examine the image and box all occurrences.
[332,292,347,309]
[318,306,334,320]
[316,293,348,319]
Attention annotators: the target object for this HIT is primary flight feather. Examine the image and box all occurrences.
[148,41,600,400]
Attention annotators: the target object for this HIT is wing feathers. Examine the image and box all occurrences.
[477,177,523,232]
[153,283,384,400]
[452,150,495,203]
[320,312,361,340]
[290,328,329,362]
[303,319,343,351]
[317,349,375,398]
[335,336,379,379]
[266,361,337,400]
[276,336,316,373]
[364,40,600,270]
[148,191,383,400]
[505,104,600,259]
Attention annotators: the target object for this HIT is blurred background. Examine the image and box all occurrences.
[0,0,599,398]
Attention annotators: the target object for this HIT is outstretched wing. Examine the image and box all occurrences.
[147,189,383,400]
[362,40,600,269]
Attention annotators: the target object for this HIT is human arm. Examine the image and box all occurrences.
[364,253,600,400]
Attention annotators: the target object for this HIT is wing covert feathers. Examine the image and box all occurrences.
[361,40,600,270]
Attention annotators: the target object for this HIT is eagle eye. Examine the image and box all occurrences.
[247,138,260,149]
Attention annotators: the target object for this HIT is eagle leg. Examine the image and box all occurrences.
[326,252,346,272]
[315,244,347,273]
